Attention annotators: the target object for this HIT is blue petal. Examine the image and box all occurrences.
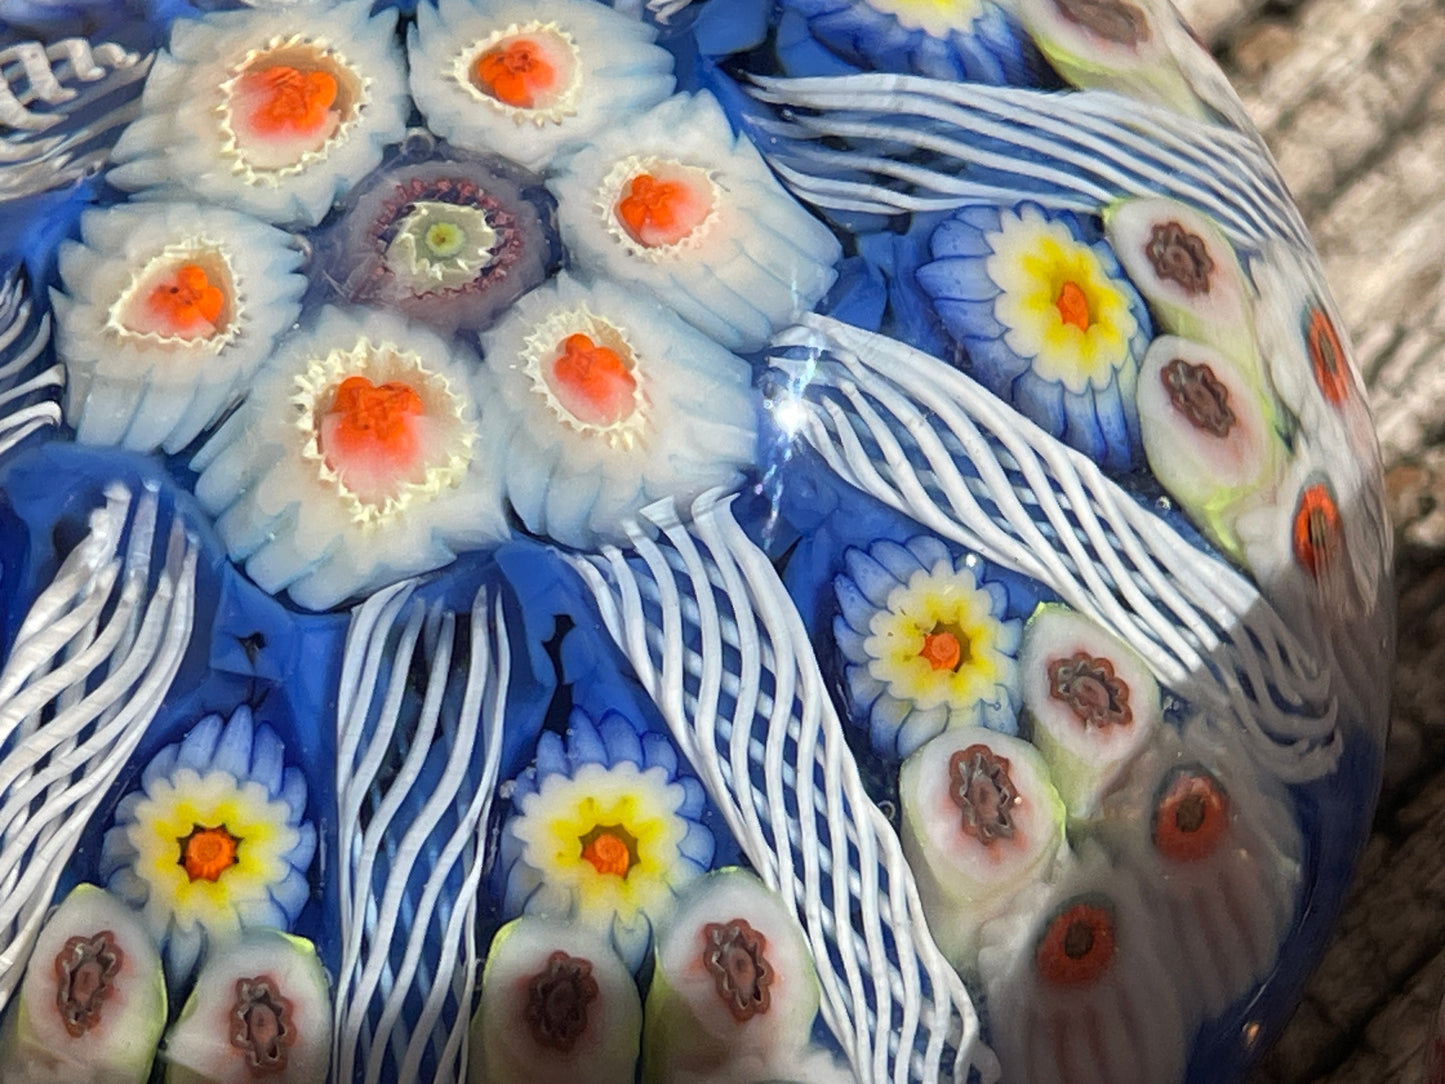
[1063,384,1110,466]
[958,203,1006,235]
[903,535,953,574]
[930,216,998,259]
[270,868,311,924]
[565,710,609,770]
[835,618,871,668]
[679,820,717,868]
[997,616,1024,655]
[843,548,901,608]
[599,711,646,770]
[897,704,949,757]
[611,912,652,973]
[868,694,914,756]
[979,693,1022,735]
[639,730,678,778]
[106,867,148,909]
[531,731,567,784]
[1013,369,1068,437]
[846,663,886,712]
[1091,376,1138,470]
[247,725,286,800]
[916,255,1001,304]
[278,766,308,826]
[834,571,880,635]
[165,923,203,986]
[964,331,1034,389]
[209,706,254,782]
[868,539,923,582]
[173,713,223,777]
[931,296,1011,344]
[98,822,137,881]
[982,580,1010,617]
[784,0,1044,87]
[140,744,178,792]
[283,821,317,877]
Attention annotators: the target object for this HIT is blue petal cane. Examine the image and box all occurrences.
[565,492,997,1084]
[0,480,198,1011]
[331,580,511,1084]
[766,313,1340,782]
[0,267,61,459]
[746,72,1310,250]
[0,37,151,201]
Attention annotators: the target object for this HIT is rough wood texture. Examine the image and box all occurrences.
[1169,0,1445,1078]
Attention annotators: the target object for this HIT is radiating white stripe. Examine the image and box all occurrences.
[0,483,198,1013]
[333,584,509,1084]
[0,39,150,200]
[748,73,1309,249]
[567,494,997,1084]
[769,315,1339,780]
[0,270,59,458]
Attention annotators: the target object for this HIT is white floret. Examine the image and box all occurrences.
[549,91,841,353]
[407,0,676,172]
[192,306,509,611]
[51,200,305,453]
[476,272,758,549]
[109,0,409,226]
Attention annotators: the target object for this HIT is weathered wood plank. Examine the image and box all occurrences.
[1176,0,1445,1078]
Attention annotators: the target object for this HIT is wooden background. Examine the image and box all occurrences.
[1167,0,1445,1078]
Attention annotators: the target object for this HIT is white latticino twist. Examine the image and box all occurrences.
[566,493,997,1084]
[746,73,1310,250]
[767,314,1339,782]
[333,582,509,1084]
[0,482,198,1012]
[0,267,61,459]
[0,38,149,200]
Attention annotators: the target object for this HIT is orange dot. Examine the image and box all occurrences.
[549,333,638,427]
[1291,483,1342,580]
[1036,901,1116,988]
[144,263,225,337]
[614,172,710,249]
[239,65,338,137]
[323,376,424,465]
[918,629,963,672]
[1152,769,1229,863]
[579,827,634,878]
[177,824,240,883]
[472,38,556,109]
[1055,280,1091,332]
[1306,307,1350,405]
[618,175,686,244]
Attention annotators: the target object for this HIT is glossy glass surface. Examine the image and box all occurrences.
[0,0,1394,1081]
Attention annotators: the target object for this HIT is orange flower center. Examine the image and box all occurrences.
[1305,307,1350,405]
[1055,280,1092,332]
[578,824,637,878]
[1291,483,1342,579]
[613,169,712,249]
[473,38,557,108]
[323,376,424,465]
[918,627,965,672]
[1152,770,1229,863]
[239,65,338,137]
[618,175,683,243]
[1036,901,1116,988]
[145,263,225,336]
[177,823,240,883]
[548,333,638,428]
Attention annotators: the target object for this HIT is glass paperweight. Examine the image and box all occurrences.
[0,0,1394,1081]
